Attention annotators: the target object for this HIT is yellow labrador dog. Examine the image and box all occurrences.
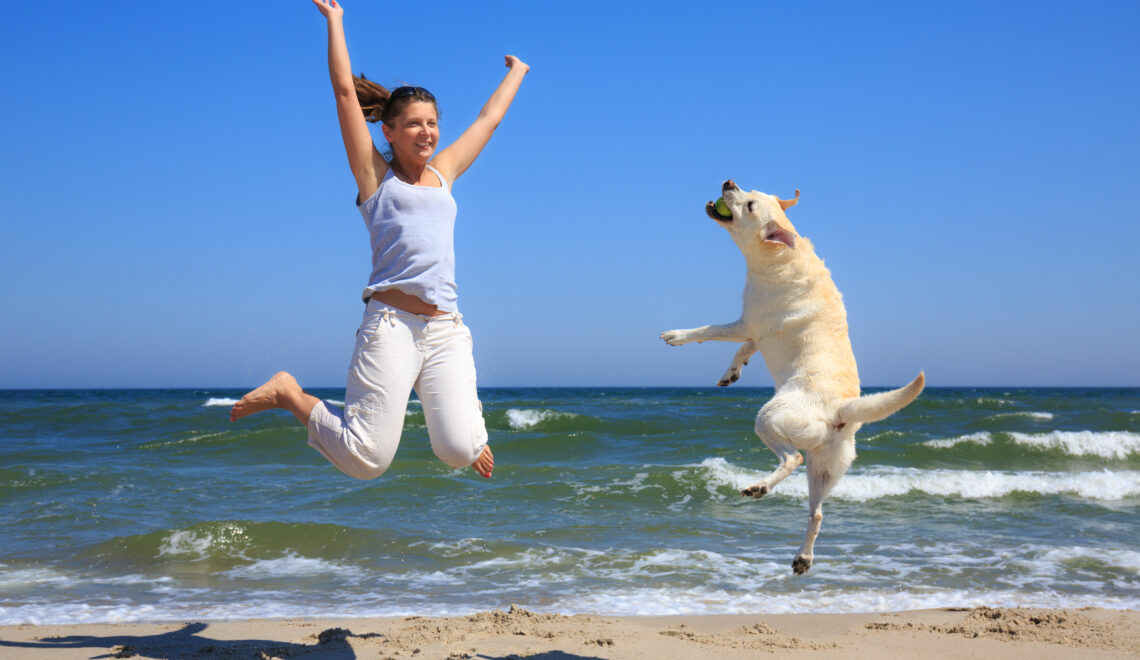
[661,180,924,575]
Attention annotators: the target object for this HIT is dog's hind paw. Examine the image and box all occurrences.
[792,555,812,575]
[741,484,769,498]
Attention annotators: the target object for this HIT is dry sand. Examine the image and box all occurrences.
[1,605,1137,659]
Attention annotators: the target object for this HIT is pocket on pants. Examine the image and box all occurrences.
[358,311,385,342]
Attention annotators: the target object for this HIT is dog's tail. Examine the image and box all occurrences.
[837,372,925,425]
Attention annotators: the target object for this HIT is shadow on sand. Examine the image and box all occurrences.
[476,654,609,660]
[0,622,368,658]
[0,623,612,659]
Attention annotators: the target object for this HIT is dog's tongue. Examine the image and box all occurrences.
[765,227,796,249]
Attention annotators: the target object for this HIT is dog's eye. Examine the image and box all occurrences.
[747,201,755,212]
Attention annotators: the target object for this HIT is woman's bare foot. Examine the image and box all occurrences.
[471,445,494,478]
[230,372,302,422]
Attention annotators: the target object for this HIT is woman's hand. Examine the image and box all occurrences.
[505,55,530,74]
[312,0,343,20]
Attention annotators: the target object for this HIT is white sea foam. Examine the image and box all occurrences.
[3,586,1133,626]
[204,396,345,408]
[506,408,573,430]
[157,530,216,558]
[0,566,71,588]
[1038,546,1140,574]
[992,411,1055,420]
[552,586,1137,617]
[0,566,171,599]
[421,537,492,557]
[696,457,1140,501]
[222,553,365,581]
[5,540,1140,625]
[1008,430,1140,460]
[977,397,1014,406]
[575,473,659,497]
[924,431,993,449]
[456,546,605,573]
[203,397,239,407]
[156,524,251,559]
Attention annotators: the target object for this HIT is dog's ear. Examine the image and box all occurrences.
[765,227,797,249]
[778,189,800,212]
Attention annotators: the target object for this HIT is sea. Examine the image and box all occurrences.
[1,387,1138,625]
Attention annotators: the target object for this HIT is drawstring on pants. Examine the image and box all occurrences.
[372,301,463,328]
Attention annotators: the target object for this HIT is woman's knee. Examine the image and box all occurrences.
[338,425,400,478]
[341,460,391,480]
[432,439,483,469]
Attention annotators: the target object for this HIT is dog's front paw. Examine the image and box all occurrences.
[717,367,741,387]
[660,330,690,346]
[792,554,813,575]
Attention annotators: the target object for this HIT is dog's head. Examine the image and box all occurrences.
[706,180,800,257]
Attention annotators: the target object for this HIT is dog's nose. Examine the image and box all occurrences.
[722,179,737,192]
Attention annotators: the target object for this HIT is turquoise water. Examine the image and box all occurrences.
[1,387,1138,624]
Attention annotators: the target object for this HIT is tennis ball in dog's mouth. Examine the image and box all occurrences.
[714,197,731,217]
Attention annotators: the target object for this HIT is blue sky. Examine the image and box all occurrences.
[2,1,1137,389]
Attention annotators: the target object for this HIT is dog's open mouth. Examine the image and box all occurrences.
[706,201,731,222]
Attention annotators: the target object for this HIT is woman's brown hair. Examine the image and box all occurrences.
[353,74,438,126]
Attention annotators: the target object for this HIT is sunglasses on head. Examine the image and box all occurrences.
[389,86,435,102]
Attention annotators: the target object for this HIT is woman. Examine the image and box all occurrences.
[230,0,528,480]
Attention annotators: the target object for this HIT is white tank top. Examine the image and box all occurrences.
[357,165,459,312]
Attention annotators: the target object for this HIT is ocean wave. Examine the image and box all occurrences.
[991,411,1055,420]
[696,458,1140,501]
[1038,546,1140,574]
[0,566,71,588]
[203,398,238,407]
[222,553,365,581]
[506,408,576,430]
[155,523,261,560]
[420,537,494,558]
[574,473,660,497]
[157,529,222,559]
[976,397,1015,407]
[6,537,1140,625]
[2,588,1134,626]
[456,546,605,573]
[922,430,1140,460]
[924,432,992,449]
[554,586,1138,617]
[205,397,345,408]
[1007,431,1140,460]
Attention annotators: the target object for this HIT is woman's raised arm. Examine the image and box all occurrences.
[432,56,529,185]
[313,0,386,201]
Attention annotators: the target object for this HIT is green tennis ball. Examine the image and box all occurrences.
[714,197,731,217]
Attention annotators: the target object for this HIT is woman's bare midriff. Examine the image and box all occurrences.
[370,289,447,317]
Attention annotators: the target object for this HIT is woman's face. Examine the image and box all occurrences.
[382,101,440,165]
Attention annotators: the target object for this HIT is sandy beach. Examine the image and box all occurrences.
[1,606,1137,659]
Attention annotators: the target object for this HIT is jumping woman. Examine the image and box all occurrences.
[230,0,529,480]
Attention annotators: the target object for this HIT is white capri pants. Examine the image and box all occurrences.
[306,300,488,479]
